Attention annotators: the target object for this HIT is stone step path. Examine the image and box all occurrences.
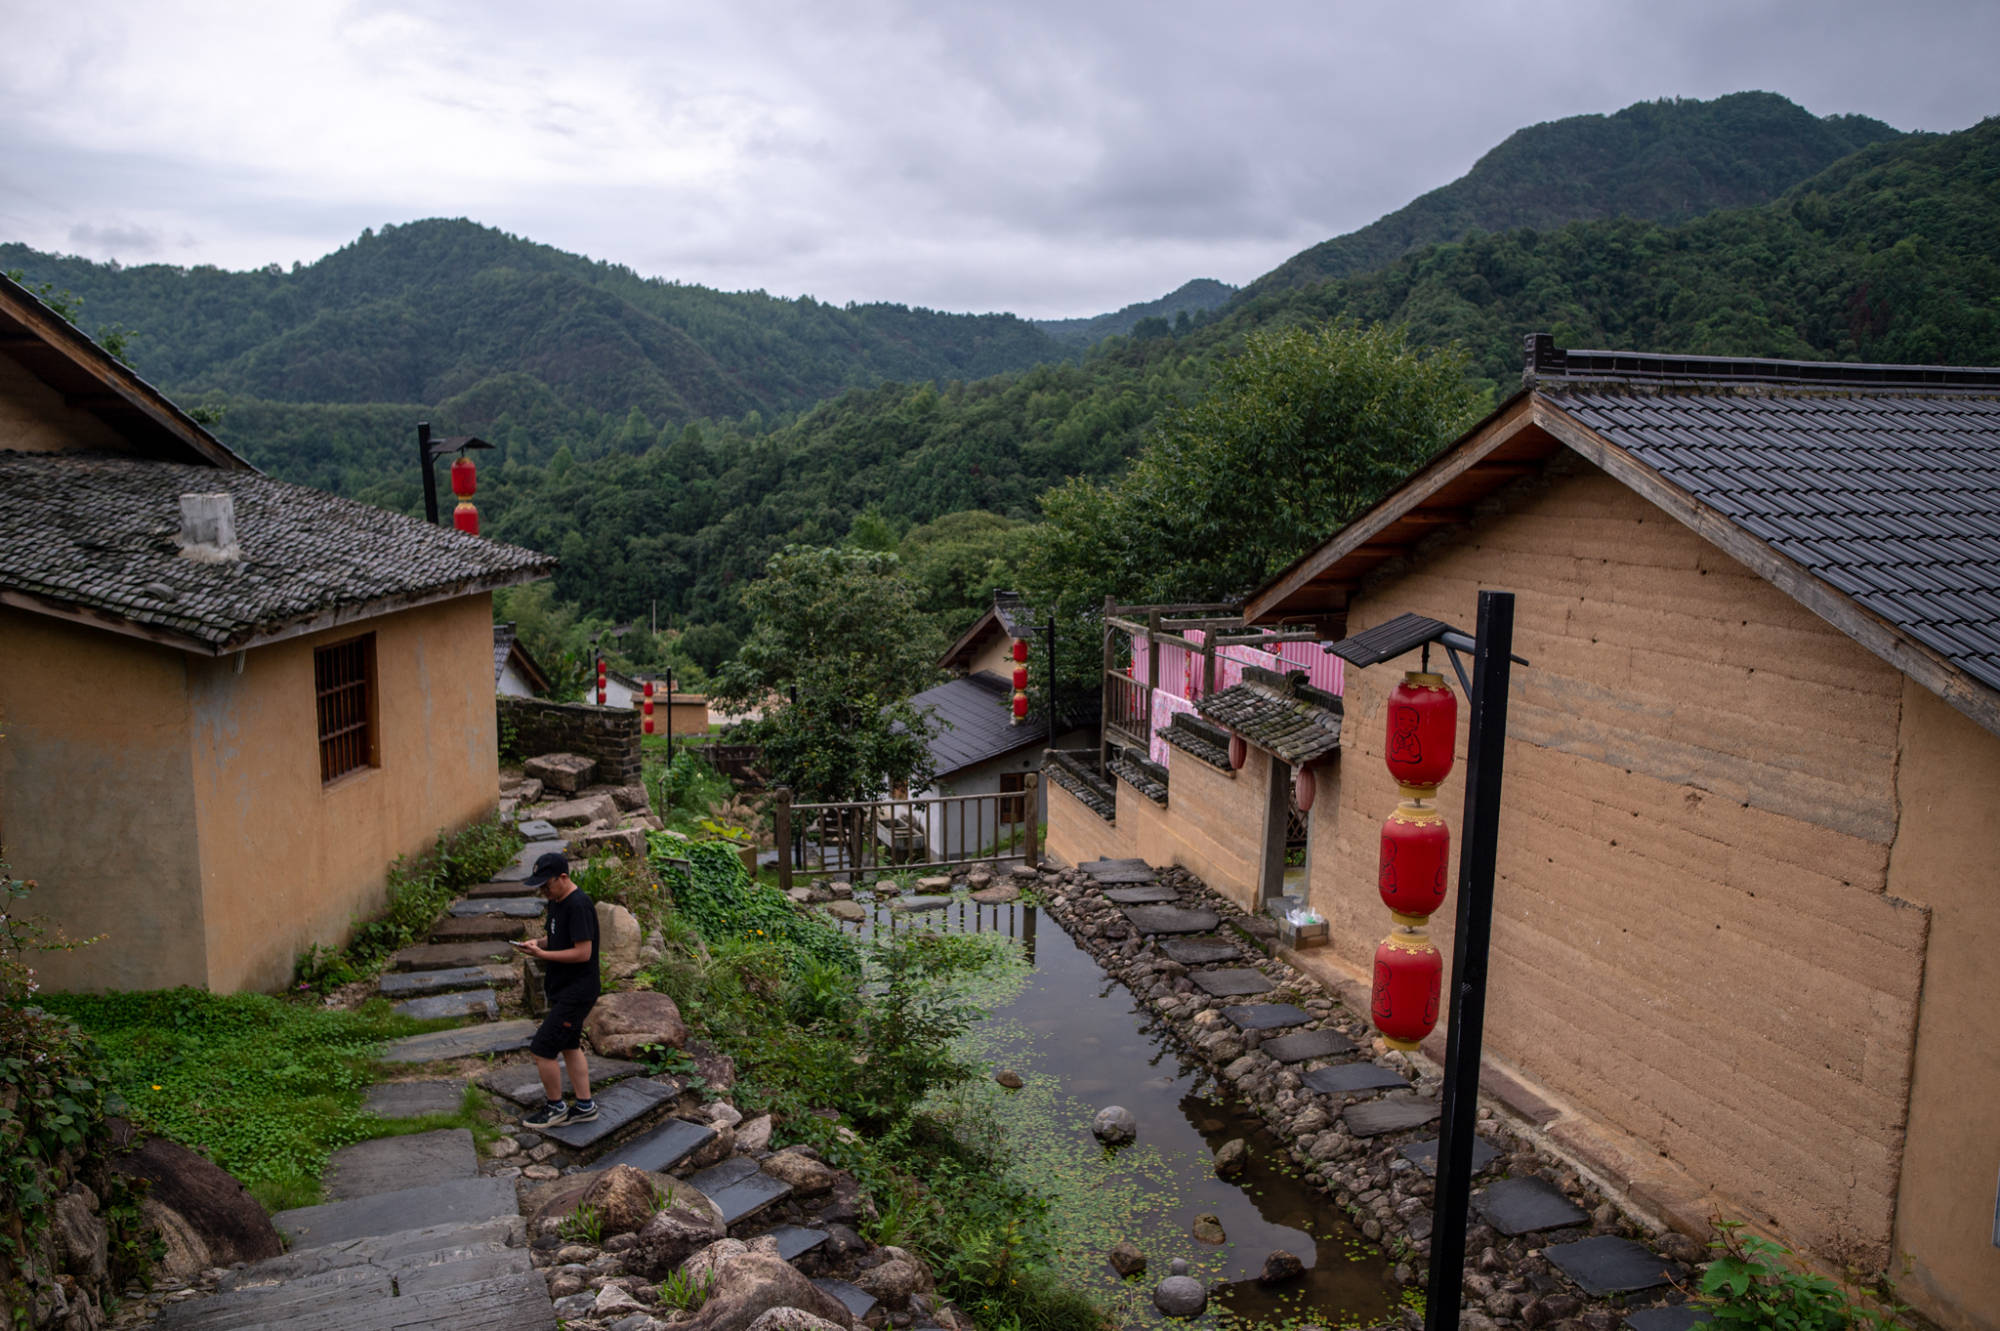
[464,879,537,899]
[391,941,517,971]
[476,1054,646,1106]
[1301,1062,1408,1096]
[526,1076,677,1153]
[325,1129,479,1201]
[429,914,527,944]
[688,1157,794,1227]
[382,1019,538,1063]
[1190,967,1274,997]
[393,988,500,1021]
[447,897,543,918]
[379,965,508,998]
[596,1117,719,1173]
[362,1080,467,1119]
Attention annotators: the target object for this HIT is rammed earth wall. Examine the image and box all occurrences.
[498,696,642,786]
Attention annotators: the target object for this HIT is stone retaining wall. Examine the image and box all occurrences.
[498,696,642,786]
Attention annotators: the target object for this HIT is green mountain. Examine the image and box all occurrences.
[1240,91,1902,303]
[1033,278,1238,346]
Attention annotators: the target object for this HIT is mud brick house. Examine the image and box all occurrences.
[1047,338,2000,1330]
[0,273,555,994]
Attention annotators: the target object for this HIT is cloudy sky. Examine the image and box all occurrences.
[2,0,1993,319]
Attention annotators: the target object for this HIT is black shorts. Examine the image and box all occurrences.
[530,989,598,1059]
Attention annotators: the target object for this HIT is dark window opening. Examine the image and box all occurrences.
[315,635,377,783]
[999,771,1029,825]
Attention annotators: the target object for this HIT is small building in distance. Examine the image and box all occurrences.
[586,667,709,736]
[494,622,551,697]
[0,273,555,994]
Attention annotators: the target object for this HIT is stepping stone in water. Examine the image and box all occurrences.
[362,1080,467,1118]
[1103,885,1177,905]
[1191,968,1274,997]
[430,915,526,943]
[274,1176,518,1251]
[515,819,560,841]
[1124,906,1220,936]
[1400,1134,1500,1178]
[1343,1092,1440,1137]
[530,1077,677,1150]
[379,966,495,998]
[326,1128,477,1201]
[1477,1175,1591,1235]
[1624,1307,1710,1331]
[392,941,517,971]
[889,896,953,913]
[760,1225,830,1262]
[1160,938,1240,966]
[1302,1063,1408,1096]
[596,1118,719,1174]
[477,1055,648,1107]
[393,988,499,1021]
[1221,1003,1312,1031]
[465,879,541,899]
[1261,1028,1356,1063]
[1546,1236,1678,1297]
[1080,857,1154,878]
[448,897,544,917]
[813,1277,879,1322]
[382,1019,539,1063]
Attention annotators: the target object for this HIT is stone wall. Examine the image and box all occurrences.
[498,696,643,786]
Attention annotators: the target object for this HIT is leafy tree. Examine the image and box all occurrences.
[712,546,943,802]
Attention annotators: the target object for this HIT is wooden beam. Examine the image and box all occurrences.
[1394,510,1470,525]
[1533,403,2000,741]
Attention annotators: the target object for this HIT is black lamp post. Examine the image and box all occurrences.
[416,421,494,524]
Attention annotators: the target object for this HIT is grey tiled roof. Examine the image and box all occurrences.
[1551,386,2000,694]
[1159,713,1234,771]
[1108,747,1169,805]
[907,671,1047,777]
[494,623,518,685]
[1045,752,1116,822]
[0,452,556,651]
[1195,666,1344,765]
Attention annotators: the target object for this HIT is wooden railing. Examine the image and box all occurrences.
[1103,670,1154,751]
[773,776,1039,891]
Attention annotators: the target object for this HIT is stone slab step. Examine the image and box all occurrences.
[813,1277,880,1322]
[274,1176,520,1251]
[687,1157,791,1226]
[391,941,518,972]
[1301,1063,1407,1097]
[1624,1307,1709,1331]
[429,915,527,943]
[1400,1134,1499,1178]
[1079,857,1157,883]
[514,819,561,840]
[362,1080,467,1119]
[1123,906,1220,935]
[448,897,544,918]
[1221,1002,1312,1031]
[477,1055,647,1107]
[527,1076,676,1151]
[156,1266,392,1328]
[381,1020,539,1064]
[760,1225,829,1262]
[1476,1175,1590,1236]
[464,879,539,899]
[1159,938,1240,966]
[1260,1028,1356,1063]
[889,895,953,913]
[689,1157,761,1191]
[1102,885,1175,904]
[595,1118,718,1174]
[171,1268,555,1331]
[326,1129,479,1202]
[1342,1092,1440,1138]
[1191,967,1274,997]
[393,988,500,1021]
[220,1215,525,1290]
[379,966,499,998]
[1546,1236,1679,1297]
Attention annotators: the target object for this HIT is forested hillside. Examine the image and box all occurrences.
[1239,91,1902,301]
[1033,278,1237,345]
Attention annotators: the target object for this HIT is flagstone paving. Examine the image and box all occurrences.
[361,1080,468,1119]
[514,819,560,840]
[689,1157,793,1226]
[812,1277,879,1321]
[594,1117,719,1174]
[391,941,517,971]
[763,1225,831,1261]
[273,1176,520,1251]
[381,1019,539,1063]
[1623,1307,1709,1331]
[428,914,527,943]
[464,879,543,898]
[326,1129,479,1201]
[378,966,503,998]
[447,897,543,917]
[1102,885,1178,905]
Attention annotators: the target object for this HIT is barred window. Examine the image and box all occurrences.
[315,635,377,782]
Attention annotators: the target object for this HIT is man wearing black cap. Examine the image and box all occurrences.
[515,851,601,1127]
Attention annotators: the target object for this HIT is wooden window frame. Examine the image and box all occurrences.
[315,634,379,784]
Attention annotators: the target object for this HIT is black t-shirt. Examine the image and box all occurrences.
[543,887,600,999]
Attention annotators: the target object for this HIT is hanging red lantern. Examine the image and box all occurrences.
[1378,800,1451,922]
[642,679,655,734]
[596,658,607,706]
[1012,638,1029,664]
[450,455,476,498]
[1228,732,1247,770]
[1293,763,1316,813]
[1012,692,1030,720]
[1013,665,1029,690]
[1370,927,1443,1051]
[1384,671,1457,796]
[452,501,479,535]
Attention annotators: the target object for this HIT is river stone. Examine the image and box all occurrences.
[1260,1028,1357,1063]
[995,1069,1025,1089]
[1123,906,1219,935]
[1259,1249,1305,1284]
[1159,938,1239,965]
[824,900,866,922]
[1212,1138,1247,1179]
[1221,1003,1312,1030]
[1091,1106,1138,1144]
[971,885,1020,904]
[1154,1258,1206,1317]
[1107,1241,1146,1277]
[1192,1213,1226,1244]
[890,895,953,913]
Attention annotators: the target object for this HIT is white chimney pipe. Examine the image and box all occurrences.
[178,493,241,563]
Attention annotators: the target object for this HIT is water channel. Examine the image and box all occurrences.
[845,892,1400,1329]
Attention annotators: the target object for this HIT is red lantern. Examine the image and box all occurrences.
[1012,638,1029,664]
[1370,928,1443,1051]
[1228,732,1247,770]
[1378,800,1450,922]
[1384,671,1457,796]
[1012,692,1029,720]
[1012,665,1029,690]
[452,501,479,535]
[450,455,476,498]
[1293,764,1316,813]
[597,659,607,706]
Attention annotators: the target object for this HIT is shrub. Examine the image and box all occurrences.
[652,837,857,976]
[1694,1221,1906,1330]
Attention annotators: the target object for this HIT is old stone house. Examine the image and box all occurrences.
[1046,339,2000,1330]
[0,273,556,994]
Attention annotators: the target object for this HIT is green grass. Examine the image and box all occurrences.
[38,988,493,1212]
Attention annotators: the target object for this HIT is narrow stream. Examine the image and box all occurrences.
[847,893,1400,1328]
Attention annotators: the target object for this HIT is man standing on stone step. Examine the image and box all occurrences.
[517,851,601,1127]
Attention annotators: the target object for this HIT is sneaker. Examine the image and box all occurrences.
[566,1099,599,1124]
[522,1100,571,1128]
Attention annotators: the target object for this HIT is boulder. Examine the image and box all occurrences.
[853,1247,929,1304]
[685,1252,854,1331]
[509,776,546,803]
[609,784,651,812]
[1091,1106,1137,1144]
[1153,1258,1206,1317]
[585,991,689,1059]
[526,752,597,794]
[994,1069,1024,1090]
[914,876,952,892]
[1212,1138,1247,1179]
[597,902,645,980]
[746,1310,846,1331]
[736,1115,774,1153]
[630,1202,729,1279]
[823,901,865,923]
[970,885,1019,904]
[544,793,621,828]
[1192,1213,1226,1244]
[577,826,650,859]
[683,1237,749,1288]
[52,1186,107,1284]
[142,1199,211,1281]
[685,1124,737,1171]
[761,1148,837,1197]
[687,1042,738,1091]
[1259,1249,1304,1284]
[1107,1240,1146,1277]
[708,1102,745,1129]
[579,1164,664,1238]
[594,1284,647,1318]
[111,1134,280,1265]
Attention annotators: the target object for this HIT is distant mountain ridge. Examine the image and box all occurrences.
[1033,278,1238,345]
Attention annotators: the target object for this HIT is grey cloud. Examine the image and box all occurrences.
[67,221,165,255]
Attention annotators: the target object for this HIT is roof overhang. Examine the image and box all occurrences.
[938,606,1005,671]
[0,272,253,470]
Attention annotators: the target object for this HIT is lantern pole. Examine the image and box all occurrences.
[417,421,439,524]
[1424,590,1517,1331]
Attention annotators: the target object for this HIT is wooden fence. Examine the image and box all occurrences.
[773,777,1038,891]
